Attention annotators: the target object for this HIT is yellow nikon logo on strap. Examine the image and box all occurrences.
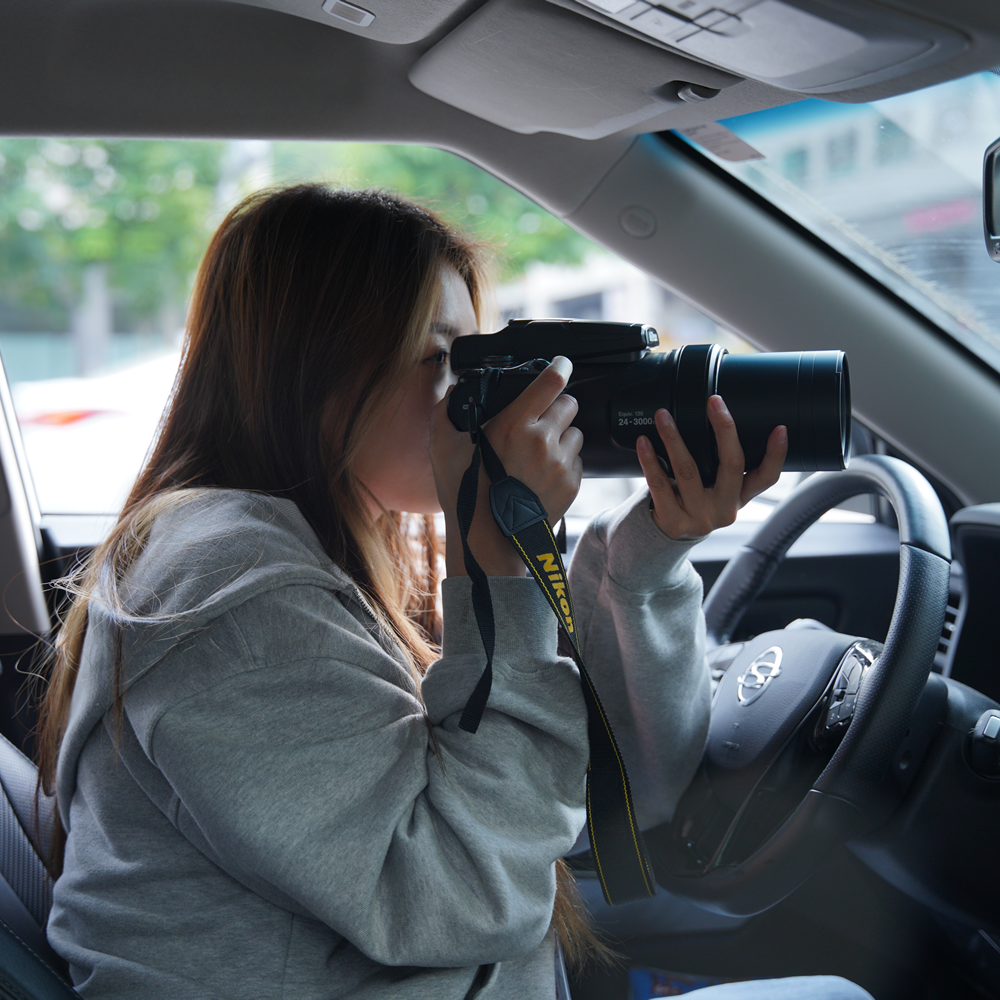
[535,552,574,633]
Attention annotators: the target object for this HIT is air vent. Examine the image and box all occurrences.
[934,565,964,674]
[935,601,960,671]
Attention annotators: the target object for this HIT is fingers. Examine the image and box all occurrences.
[637,432,683,522]
[485,358,577,460]
[652,408,706,509]
[474,357,583,527]
[707,395,746,499]
[560,425,584,460]
[641,399,786,541]
[505,356,573,422]
[740,424,788,506]
[540,390,579,435]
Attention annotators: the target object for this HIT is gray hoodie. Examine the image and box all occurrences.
[48,487,709,999]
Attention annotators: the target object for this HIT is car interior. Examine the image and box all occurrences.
[2,0,1000,997]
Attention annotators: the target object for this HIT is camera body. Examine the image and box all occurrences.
[447,319,850,484]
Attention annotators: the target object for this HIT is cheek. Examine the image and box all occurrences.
[391,378,438,457]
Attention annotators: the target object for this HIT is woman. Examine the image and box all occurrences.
[38,184,866,999]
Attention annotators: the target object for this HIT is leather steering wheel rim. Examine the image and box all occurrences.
[657,455,952,916]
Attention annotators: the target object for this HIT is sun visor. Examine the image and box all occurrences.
[408,0,741,139]
[547,0,968,94]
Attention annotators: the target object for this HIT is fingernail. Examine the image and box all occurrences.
[776,425,788,445]
[655,408,673,429]
[709,395,729,415]
[637,435,650,453]
[550,356,573,380]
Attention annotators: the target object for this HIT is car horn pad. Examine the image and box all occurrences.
[650,629,881,880]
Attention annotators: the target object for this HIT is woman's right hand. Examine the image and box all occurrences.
[431,357,584,578]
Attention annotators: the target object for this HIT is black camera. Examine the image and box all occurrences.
[447,319,851,485]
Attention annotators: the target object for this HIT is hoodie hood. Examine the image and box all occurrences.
[55,490,358,825]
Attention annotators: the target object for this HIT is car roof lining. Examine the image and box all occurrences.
[4,0,999,145]
[1,0,993,220]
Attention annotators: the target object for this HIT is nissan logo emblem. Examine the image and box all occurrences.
[737,646,783,705]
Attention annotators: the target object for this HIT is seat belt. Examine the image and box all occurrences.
[454,422,655,906]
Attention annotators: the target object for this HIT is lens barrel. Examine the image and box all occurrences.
[716,349,851,478]
[567,345,850,481]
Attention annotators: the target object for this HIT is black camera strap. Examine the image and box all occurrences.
[454,423,655,906]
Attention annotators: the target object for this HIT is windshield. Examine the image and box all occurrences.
[674,71,1000,373]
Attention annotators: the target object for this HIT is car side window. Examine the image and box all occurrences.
[0,138,746,525]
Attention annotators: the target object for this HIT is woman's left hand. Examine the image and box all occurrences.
[636,395,787,541]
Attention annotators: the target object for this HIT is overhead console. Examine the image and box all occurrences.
[557,0,967,94]
[407,0,989,139]
[410,0,743,138]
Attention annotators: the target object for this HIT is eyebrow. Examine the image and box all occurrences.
[429,322,480,337]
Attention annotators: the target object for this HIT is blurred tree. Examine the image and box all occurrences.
[272,142,601,278]
[0,138,223,372]
[0,138,598,377]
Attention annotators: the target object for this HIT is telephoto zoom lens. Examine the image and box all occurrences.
[448,341,851,484]
[570,344,851,482]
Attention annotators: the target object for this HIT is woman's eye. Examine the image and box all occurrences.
[425,349,449,366]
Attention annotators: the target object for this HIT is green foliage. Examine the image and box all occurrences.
[0,138,224,327]
[272,142,601,278]
[0,138,600,332]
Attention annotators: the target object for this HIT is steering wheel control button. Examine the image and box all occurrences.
[846,662,863,694]
[736,645,782,705]
[824,642,876,734]
[968,710,1000,779]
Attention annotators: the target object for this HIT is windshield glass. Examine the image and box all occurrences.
[674,71,1000,372]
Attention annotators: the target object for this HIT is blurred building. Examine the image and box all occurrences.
[496,252,753,353]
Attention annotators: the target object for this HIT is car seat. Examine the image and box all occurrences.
[0,732,79,998]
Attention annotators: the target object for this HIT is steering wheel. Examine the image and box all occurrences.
[646,455,951,917]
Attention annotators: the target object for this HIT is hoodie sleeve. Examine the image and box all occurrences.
[125,577,589,970]
[567,487,711,830]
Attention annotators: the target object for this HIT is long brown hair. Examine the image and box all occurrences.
[36,184,606,968]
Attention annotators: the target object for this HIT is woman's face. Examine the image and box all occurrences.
[354,265,479,515]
